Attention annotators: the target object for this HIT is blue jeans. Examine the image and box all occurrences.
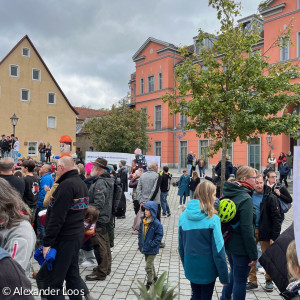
[40,152,45,162]
[190,190,195,199]
[221,252,251,300]
[160,192,170,215]
[36,207,45,243]
[191,280,215,300]
[187,164,192,176]
[288,168,292,179]
[198,166,205,177]
[180,193,187,205]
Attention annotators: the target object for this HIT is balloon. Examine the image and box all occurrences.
[52,155,60,159]
[17,153,21,157]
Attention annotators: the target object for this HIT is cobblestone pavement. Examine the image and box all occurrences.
[30,180,294,300]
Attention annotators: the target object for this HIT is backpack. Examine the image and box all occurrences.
[274,184,292,213]
[112,177,123,215]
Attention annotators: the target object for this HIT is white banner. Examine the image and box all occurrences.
[85,151,161,167]
[85,151,134,166]
[294,147,300,265]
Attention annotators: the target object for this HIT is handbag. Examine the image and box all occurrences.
[278,198,292,213]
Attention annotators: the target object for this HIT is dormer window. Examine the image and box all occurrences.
[194,36,216,55]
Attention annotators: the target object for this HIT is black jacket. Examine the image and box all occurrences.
[43,169,89,247]
[215,161,234,180]
[0,248,34,300]
[259,224,294,293]
[189,177,200,192]
[118,166,128,192]
[258,186,282,241]
[0,174,25,197]
[160,172,172,193]
[265,184,292,219]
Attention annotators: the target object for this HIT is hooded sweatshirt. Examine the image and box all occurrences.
[138,201,163,255]
[222,181,257,261]
[178,199,229,285]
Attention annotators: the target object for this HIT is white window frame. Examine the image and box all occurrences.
[158,73,163,90]
[32,69,41,81]
[22,47,30,57]
[154,141,162,157]
[140,78,144,94]
[148,75,155,93]
[154,105,162,130]
[298,0,300,9]
[28,141,38,156]
[20,89,30,102]
[9,64,19,78]
[48,93,56,105]
[280,37,289,61]
[47,116,57,129]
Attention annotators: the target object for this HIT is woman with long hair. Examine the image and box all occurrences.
[220,166,258,300]
[189,171,200,199]
[178,181,228,300]
[0,178,36,276]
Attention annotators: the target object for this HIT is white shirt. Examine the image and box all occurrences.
[14,140,19,152]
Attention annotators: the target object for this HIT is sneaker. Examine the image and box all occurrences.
[161,215,167,218]
[246,282,258,290]
[264,280,273,292]
[258,267,265,274]
[110,247,113,253]
[132,230,139,235]
[81,260,97,268]
[178,205,182,209]
[146,282,152,291]
[167,213,171,217]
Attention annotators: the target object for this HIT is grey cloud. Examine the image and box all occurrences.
[0,0,262,108]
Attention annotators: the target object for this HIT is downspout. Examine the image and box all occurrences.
[173,48,177,168]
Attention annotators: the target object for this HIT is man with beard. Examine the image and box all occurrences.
[247,174,281,292]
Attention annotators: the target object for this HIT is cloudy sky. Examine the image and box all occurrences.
[0,0,262,109]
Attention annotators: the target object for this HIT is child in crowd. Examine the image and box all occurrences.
[282,240,300,299]
[138,201,163,291]
[178,181,228,300]
[80,206,100,268]
[178,170,190,208]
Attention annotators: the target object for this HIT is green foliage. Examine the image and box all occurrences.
[83,97,149,153]
[133,271,178,300]
[163,0,300,187]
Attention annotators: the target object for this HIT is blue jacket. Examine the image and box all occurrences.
[138,201,163,255]
[38,173,54,208]
[178,174,190,196]
[178,199,229,285]
[279,163,290,176]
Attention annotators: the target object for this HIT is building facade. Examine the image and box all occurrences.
[0,35,77,159]
[75,106,107,160]
[129,0,300,171]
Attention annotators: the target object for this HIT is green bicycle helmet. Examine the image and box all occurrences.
[218,198,236,223]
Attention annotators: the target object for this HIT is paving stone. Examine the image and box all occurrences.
[29,184,293,300]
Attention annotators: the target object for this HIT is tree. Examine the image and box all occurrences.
[163,0,300,190]
[84,97,149,153]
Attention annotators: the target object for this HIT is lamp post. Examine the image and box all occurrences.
[10,113,19,136]
[266,135,274,149]
[174,122,186,173]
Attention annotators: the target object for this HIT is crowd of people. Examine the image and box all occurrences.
[0,146,299,300]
